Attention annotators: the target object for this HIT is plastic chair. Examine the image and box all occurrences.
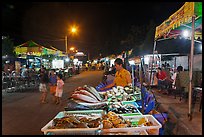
[145,93,154,105]
[153,112,168,135]
[136,89,151,109]
[144,100,155,114]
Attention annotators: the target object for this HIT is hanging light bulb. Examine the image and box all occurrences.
[182,30,190,38]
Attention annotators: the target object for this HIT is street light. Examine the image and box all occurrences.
[69,47,75,51]
[65,25,78,54]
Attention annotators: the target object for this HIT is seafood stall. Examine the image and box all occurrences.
[41,84,163,135]
[41,110,161,135]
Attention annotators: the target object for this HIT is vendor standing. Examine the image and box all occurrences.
[100,58,132,91]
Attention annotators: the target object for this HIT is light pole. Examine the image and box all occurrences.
[65,26,78,54]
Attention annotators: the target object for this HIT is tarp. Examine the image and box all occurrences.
[155,38,202,55]
[155,2,202,40]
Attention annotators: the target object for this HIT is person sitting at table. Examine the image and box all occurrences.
[99,58,132,91]
[170,65,183,89]
[156,67,167,93]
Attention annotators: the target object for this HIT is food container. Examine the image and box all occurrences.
[119,102,142,116]
[41,110,105,135]
[102,115,162,135]
[101,129,148,135]
[106,101,142,116]
[133,92,142,100]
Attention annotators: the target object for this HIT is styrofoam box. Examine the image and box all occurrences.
[41,110,104,135]
[102,115,162,135]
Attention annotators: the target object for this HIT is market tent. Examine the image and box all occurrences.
[14,40,44,56]
[153,2,202,121]
[14,40,66,56]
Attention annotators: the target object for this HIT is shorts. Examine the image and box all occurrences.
[55,91,63,98]
[39,83,47,92]
[50,85,57,94]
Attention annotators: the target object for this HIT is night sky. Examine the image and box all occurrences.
[2,2,185,59]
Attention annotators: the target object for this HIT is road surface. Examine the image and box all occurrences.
[2,70,104,135]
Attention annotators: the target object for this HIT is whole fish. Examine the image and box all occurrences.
[73,90,98,101]
[71,93,99,103]
[75,87,86,91]
[83,85,103,101]
[65,99,90,111]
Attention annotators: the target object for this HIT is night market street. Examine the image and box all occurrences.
[2,70,104,135]
[2,70,202,135]
[2,2,202,135]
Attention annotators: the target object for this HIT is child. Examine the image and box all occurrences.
[49,69,57,103]
[39,67,49,104]
[55,73,64,105]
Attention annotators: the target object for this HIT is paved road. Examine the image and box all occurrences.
[2,70,104,135]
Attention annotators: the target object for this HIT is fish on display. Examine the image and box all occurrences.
[71,93,99,103]
[73,90,99,101]
[84,85,103,101]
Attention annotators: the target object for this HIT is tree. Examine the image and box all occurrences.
[124,20,157,56]
[141,20,157,55]
[2,36,15,56]
[121,24,148,51]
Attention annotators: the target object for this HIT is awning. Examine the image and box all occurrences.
[155,2,202,40]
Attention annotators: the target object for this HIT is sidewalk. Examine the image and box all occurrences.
[151,89,202,135]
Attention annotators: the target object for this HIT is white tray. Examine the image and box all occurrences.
[102,130,148,135]
[102,115,162,135]
[41,110,104,135]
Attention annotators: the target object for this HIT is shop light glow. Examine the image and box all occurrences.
[129,60,135,65]
[182,30,190,38]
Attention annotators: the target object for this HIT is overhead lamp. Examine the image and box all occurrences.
[182,30,190,38]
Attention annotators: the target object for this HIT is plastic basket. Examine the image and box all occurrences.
[102,115,162,135]
[120,101,142,116]
[101,130,148,135]
[43,127,101,135]
[132,92,142,101]
[41,110,105,135]
[120,112,142,117]
[63,110,106,116]
[122,101,139,108]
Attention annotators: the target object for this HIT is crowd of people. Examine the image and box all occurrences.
[2,64,65,105]
[154,64,184,94]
